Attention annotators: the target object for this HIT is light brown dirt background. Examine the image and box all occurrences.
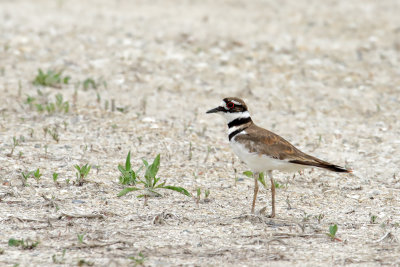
[1,0,400,266]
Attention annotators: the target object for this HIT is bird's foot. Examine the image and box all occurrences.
[260,206,275,218]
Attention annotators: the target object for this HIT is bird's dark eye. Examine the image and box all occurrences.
[227,102,235,109]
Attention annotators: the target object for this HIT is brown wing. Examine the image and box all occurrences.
[235,124,350,173]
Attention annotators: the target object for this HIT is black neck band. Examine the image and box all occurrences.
[228,117,252,128]
[229,127,247,141]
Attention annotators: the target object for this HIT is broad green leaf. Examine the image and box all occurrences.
[153,177,160,187]
[329,224,338,236]
[145,154,160,179]
[243,171,253,178]
[142,159,149,168]
[162,186,191,197]
[154,181,166,188]
[125,151,131,170]
[8,238,23,247]
[258,173,267,187]
[118,164,126,174]
[117,187,140,197]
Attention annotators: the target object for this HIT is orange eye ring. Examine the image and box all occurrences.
[227,102,235,109]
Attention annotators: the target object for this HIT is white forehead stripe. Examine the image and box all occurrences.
[231,100,241,105]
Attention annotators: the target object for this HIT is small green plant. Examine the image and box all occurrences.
[8,238,39,249]
[33,69,70,87]
[243,171,267,188]
[45,102,55,113]
[204,189,210,199]
[47,127,60,143]
[26,95,36,108]
[118,154,190,205]
[21,171,33,186]
[74,164,91,186]
[33,168,42,183]
[55,93,69,113]
[129,252,146,266]
[28,93,69,114]
[316,213,325,224]
[35,103,44,112]
[7,136,20,157]
[53,172,59,183]
[370,215,378,224]
[82,78,97,90]
[195,188,211,206]
[326,224,341,241]
[196,188,201,206]
[118,151,141,185]
[77,234,85,244]
[274,181,284,189]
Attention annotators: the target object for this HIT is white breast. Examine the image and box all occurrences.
[230,134,307,173]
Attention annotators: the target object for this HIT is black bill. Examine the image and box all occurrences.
[206,106,225,114]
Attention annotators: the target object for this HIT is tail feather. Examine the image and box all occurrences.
[289,159,352,173]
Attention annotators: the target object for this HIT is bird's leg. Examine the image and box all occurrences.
[251,172,259,214]
[267,170,276,218]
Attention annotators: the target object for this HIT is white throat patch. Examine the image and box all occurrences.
[222,111,251,123]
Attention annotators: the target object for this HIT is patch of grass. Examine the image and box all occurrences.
[46,127,60,143]
[53,172,59,184]
[316,213,325,224]
[204,189,210,198]
[7,136,21,157]
[21,171,33,186]
[8,238,39,250]
[33,69,70,87]
[195,188,211,206]
[27,93,69,114]
[26,95,36,107]
[55,93,69,112]
[129,252,146,266]
[33,168,42,183]
[117,154,190,205]
[82,78,97,90]
[74,164,91,186]
[196,188,201,206]
[77,234,85,244]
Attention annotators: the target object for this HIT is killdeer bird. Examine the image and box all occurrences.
[206,97,351,217]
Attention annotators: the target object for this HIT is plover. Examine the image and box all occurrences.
[206,97,351,217]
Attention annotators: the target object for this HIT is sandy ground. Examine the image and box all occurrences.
[1,0,400,266]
